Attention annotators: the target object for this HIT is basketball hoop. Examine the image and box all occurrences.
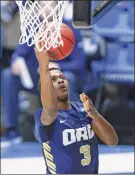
[15,1,68,51]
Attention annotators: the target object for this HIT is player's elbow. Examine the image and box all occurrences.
[106,135,119,147]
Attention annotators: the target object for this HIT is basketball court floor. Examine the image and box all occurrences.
[1,142,134,174]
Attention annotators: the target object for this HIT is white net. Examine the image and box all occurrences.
[16,0,68,51]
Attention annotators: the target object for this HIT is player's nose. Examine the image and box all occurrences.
[57,77,64,84]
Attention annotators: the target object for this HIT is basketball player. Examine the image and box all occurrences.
[34,47,118,174]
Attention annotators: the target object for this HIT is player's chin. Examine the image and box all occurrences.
[57,93,69,102]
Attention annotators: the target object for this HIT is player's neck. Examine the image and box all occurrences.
[58,100,71,111]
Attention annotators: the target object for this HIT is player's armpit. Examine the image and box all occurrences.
[41,108,58,126]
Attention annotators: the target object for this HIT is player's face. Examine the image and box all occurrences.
[50,69,69,102]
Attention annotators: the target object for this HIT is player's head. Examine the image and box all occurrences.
[49,62,69,102]
[38,62,70,102]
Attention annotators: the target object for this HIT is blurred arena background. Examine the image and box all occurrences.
[0,1,134,174]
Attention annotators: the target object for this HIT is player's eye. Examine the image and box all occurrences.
[51,77,57,81]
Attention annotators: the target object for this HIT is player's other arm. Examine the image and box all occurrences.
[91,111,118,146]
[35,47,58,125]
[80,93,118,146]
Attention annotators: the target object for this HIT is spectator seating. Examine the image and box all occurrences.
[101,99,134,145]
[93,1,134,40]
[91,42,134,84]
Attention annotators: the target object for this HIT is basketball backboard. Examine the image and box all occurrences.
[72,0,124,28]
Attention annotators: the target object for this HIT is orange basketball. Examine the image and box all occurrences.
[48,23,75,61]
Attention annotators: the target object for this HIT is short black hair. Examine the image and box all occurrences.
[38,67,61,94]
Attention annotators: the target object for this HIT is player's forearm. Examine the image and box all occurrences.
[34,47,58,125]
[39,65,58,112]
[91,111,118,146]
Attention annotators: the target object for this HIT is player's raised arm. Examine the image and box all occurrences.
[35,47,58,125]
[80,93,118,146]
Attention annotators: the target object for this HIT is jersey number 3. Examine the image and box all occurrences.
[80,145,91,166]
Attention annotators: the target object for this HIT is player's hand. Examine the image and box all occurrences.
[80,93,98,119]
[11,60,21,75]
[34,46,50,67]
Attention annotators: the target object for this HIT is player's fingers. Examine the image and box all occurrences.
[82,92,85,98]
[80,94,84,102]
[83,93,89,101]
[84,95,88,102]
[86,100,92,110]
[83,94,92,108]
[34,44,39,52]
[84,94,89,100]
[80,93,86,103]
[82,93,88,102]
[39,48,49,59]
[34,46,46,60]
[83,94,87,103]
[86,95,92,103]
[34,46,39,57]
[44,51,50,59]
[84,102,92,113]
[84,94,93,105]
